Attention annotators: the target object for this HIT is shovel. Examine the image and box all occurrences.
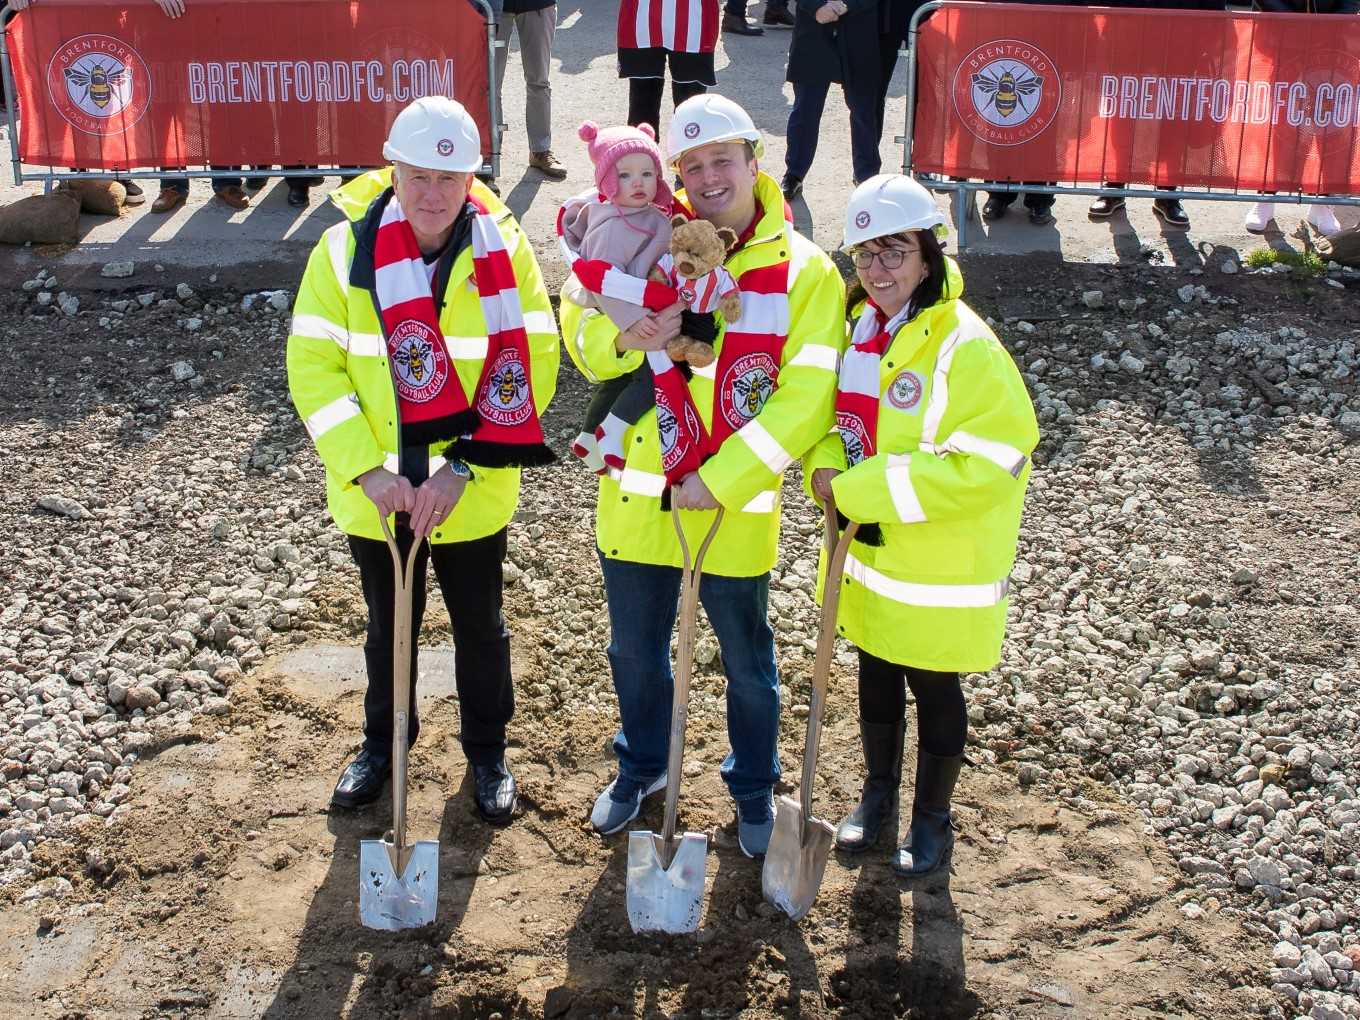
[358,512,440,930]
[626,506,724,935]
[762,499,859,920]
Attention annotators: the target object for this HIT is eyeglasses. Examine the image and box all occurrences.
[851,247,920,270]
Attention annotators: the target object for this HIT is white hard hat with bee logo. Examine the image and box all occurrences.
[843,174,947,250]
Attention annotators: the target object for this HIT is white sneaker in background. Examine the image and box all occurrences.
[1306,204,1341,236]
[1244,202,1276,234]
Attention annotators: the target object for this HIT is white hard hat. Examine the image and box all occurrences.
[383,96,482,173]
[843,174,947,250]
[666,93,764,166]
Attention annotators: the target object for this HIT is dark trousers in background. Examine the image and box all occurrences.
[786,77,882,185]
[985,183,1056,212]
[159,167,269,194]
[857,649,967,757]
[347,527,514,766]
[627,77,707,139]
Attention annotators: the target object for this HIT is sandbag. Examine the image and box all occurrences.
[1315,226,1360,268]
[0,191,82,245]
[59,179,127,216]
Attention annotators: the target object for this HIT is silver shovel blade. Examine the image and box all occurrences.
[761,795,835,921]
[358,837,440,930]
[626,830,708,934]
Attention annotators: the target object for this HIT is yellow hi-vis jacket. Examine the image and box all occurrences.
[286,169,560,544]
[805,259,1039,672]
[559,172,846,577]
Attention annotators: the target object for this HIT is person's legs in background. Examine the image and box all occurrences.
[520,7,567,180]
[626,76,666,136]
[762,0,794,27]
[783,78,830,200]
[845,75,883,185]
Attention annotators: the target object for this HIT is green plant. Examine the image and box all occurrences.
[1244,246,1326,277]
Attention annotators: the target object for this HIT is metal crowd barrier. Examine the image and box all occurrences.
[0,0,502,192]
[897,1,1360,248]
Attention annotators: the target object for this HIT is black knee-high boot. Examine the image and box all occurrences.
[834,718,905,852]
[892,748,963,877]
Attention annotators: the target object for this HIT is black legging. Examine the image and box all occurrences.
[858,649,967,757]
[627,77,707,139]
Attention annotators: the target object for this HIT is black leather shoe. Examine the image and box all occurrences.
[1028,204,1055,227]
[722,12,764,34]
[472,761,517,826]
[1153,197,1190,228]
[331,749,390,809]
[287,186,310,207]
[1088,195,1125,220]
[780,174,803,201]
[763,4,795,26]
[982,196,1009,221]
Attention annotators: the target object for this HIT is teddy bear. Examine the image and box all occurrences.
[648,215,743,369]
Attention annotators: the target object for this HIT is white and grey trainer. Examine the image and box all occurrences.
[590,773,668,835]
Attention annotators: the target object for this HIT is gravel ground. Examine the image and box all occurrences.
[1,252,1358,1018]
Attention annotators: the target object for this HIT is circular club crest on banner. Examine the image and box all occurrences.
[719,351,778,431]
[46,34,152,136]
[952,39,1060,147]
[479,349,533,426]
[388,320,449,403]
[835,411,870,465]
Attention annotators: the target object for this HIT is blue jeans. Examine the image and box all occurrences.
[598,553,780,803]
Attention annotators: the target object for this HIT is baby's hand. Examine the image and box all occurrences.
[633,317,659,339]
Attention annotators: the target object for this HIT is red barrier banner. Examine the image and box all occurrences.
[6,0,492,170]
[912,3,1360,194]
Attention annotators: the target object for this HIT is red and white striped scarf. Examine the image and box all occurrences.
[372,189,552,468]
[835,299,913,545]
[617,0,719,53]
[653,203,793,491]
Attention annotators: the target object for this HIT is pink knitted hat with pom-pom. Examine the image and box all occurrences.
[578,121,671,207]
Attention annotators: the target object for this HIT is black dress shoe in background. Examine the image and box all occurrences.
[472,761,517,826]
[722,12,764,34]
[331,748,391,808]
[763,3,795,26]
[780,173,803,201]
[1153,197,1190,228]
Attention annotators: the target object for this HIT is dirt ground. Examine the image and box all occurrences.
[9,250,1353,1020]
[2,646,1267,1020]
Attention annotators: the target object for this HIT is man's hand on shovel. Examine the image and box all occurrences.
[359,467,416,520]
[409,464,469,538]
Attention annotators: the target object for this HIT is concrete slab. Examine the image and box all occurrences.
[3,0,1354,285]
[272,642,459,707]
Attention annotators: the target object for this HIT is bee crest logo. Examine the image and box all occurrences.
[478,350,532,426]
[388,320,449,403]
[953,40,1060,147]
[47,35,152,136]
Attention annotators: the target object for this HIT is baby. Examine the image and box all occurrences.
[558,121,675,471]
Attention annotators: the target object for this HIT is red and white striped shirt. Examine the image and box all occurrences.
[656,254,738,314]
[617,0,720,54]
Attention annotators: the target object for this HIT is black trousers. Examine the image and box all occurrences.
[985,184,1056,212]
[786,77,883,184]
[627,77,708,139]
[857,649,967,757]
[347,527,514,766]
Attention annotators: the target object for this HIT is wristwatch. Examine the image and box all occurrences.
[446,458,472,481]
